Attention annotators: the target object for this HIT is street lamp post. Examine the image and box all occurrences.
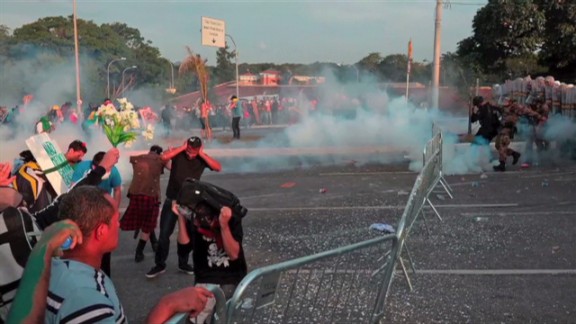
[226,34,239,98]
[72,0,82,119]
[431,0,443,109]
[107,57,126,99]
[121,65,137,95]
[166,60,176,94]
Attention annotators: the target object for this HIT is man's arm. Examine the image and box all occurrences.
[146,287,213,323]
[173,202,191,245]
[32,149,119,229]
[198,147,222,172]
[6,220,82,324]
[110,167,122,208]
[218,207,240,260]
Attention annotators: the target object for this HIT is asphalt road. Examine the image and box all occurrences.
[108,130,576,324]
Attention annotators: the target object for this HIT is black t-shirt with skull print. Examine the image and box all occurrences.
[189,217,247,286]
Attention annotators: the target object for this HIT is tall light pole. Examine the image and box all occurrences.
[121,65,137,95]
[166,60,176,94]
[226,34,239,98]
[431,0,443,109]
[107,57,126,98]
[72,0,82,119]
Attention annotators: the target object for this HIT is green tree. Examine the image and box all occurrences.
[457,0,546,78]
[538,1,576,80]
[214,44,235,84]
[378,54,408,82]
[357,52,383,76]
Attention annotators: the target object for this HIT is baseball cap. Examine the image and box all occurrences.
[187,136,202,148]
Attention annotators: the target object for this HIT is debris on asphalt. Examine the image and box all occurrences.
[471,181,480,187]
[369,223,396,233]
[280,182,296,188]
[480,173,488,179]
[319,188,327,193]
[397,190,409,195]
[436,194,446,200]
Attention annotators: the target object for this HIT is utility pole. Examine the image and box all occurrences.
[431,0,443,109]
[72,0,82,119]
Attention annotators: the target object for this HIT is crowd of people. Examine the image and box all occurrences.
[470,78,574,172]
[0,133,248,323]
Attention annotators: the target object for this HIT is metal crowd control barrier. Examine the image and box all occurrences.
[167,284,227,324]
[225,234,398,324]
[395,146,443,291]
[425,125,454,201]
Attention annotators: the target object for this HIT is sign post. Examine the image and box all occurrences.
[201,17,226,48]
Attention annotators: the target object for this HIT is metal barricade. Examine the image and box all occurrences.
[225,234,398,324]
[395,149,443,290]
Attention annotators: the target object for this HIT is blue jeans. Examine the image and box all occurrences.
[155,198,193,268]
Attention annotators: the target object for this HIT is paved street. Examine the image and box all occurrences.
[109,136,576,323]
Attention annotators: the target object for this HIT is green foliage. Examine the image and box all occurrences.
[457,0,576,81]
[214,44,235,84]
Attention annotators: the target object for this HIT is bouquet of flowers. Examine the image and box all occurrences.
[95,98,140,147]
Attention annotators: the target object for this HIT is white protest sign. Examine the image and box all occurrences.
[25,133,74,196]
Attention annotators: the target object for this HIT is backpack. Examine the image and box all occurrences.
[177,178,247,219]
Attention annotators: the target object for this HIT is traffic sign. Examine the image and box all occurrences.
[201,16,226,48]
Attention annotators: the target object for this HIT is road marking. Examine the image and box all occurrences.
[319,171,417,176]
[416,269,576,275]
[462,210,576,217]
[249,203,518,212]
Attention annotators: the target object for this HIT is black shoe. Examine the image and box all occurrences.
[135,251,144,263]
[178,264,194,275]
[493,163,506,172]
[512,152,521,165]
[146,265,166,278]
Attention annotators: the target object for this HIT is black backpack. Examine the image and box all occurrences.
[177,178,248,219]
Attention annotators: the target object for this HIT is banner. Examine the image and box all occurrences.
[25,133,74,196]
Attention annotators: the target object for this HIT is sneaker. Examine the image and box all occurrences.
[178,264,194,275]
[146,265,166,278]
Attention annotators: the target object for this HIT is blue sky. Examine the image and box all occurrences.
[1,0,487,65]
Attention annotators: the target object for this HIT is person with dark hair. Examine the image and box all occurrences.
[173,180,248,300]
[229,95,242,139]
[0,149,120,322]
[71,151,122,208]
[65,140,88,168]
[71,151,122,277]
[471,96,502,145]
[146,136,222,279]
[3,186,213,324]
[121,145,167,263]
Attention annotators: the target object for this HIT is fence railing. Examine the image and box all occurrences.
[168,122,453,322]
[225,234,398,323]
